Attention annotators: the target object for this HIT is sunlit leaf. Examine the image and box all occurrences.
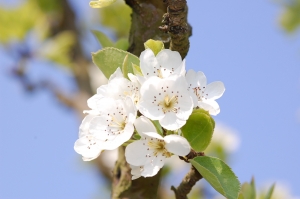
[181,109,215,152]
[191,156,240,199]
[92,47,139,79]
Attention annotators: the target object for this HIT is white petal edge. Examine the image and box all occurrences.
[205,81,225,100]
[134,116,157,136]
[164,135,191,156]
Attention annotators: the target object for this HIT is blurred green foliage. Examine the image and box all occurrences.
[0,0,43,42]
[280,0,300,32]
[99,1,131,38]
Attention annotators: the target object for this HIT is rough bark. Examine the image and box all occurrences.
[160,0,191,59]
[171,166,203,199]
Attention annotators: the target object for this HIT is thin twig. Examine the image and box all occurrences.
[171,166,203,199]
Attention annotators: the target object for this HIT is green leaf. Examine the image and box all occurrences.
[115,38,129,50]
[38,31,76,66]
[144,39,164,55]
[99,1,131,38]
[191,156,240,199]
[264,184,275,199]
[132,64,142,76]
[92,30,114,48]
[92,47,139,79]
[181,109,215,152]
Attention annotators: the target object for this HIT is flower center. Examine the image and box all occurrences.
[109,116,126,135]
[159,95,178,113]
[148,139,172,157]
[193,86,207,101]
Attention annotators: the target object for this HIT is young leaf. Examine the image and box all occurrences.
[144,39,164,55]
[92,30,114,48]
[264,184,275,199]
[181,109,215,152]
[191,156,240,199]
[92,47,139,79]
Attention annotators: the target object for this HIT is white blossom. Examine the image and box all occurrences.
[125,117,191,179]
[74,97,136,161]
[186,69,225,115]
[87,68,140,110]
[138,76,193,130]
[74,115,103,161]
[139,49,185,83]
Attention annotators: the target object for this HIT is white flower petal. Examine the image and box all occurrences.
[143,132,164,140]
[186,69,198,88]
[198,100,220,116]
[197,71,207,87]
[130,165,143,180]
[204,81,225,100]
[159,112,186,130]
[176,95,194,120]
[105,123,135,150]
[79,115,97,137]
[74,136,102,161]
[134,116,157,136]
[140,49,159,78]
[178,59,186,76]
[139,100,164,120]
[125,139,150,166]
[156,49,182,78]
[109,67,123,81]
[123,97,137,118]
[141,154,166,177]
[87,94,103,110]
[164,135,191,156]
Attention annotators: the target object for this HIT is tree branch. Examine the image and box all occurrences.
[171,166,203,199]
[159,0,191,59]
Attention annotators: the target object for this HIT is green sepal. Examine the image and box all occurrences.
[151,120,163,136]
[122,54,130,79]
[92,47,139,79]
[133,133,141,140]
[132,63,143,76]
[181,109,215,152]
[144,39,164,55]
[190,156,240,199]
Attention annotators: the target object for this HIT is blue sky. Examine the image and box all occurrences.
[1,0,300,198]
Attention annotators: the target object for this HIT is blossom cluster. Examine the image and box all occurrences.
[74,48,225,179]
